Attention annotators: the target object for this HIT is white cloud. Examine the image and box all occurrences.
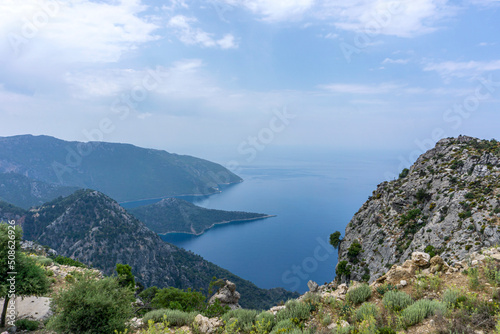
[223,0,315,22]
[65,59,221,100]
[168,15,238,49]
[319,83,405,94]
[0,0,160,63]
[423,60,500,78]
[317,0,453,38]
[382,58,410,64]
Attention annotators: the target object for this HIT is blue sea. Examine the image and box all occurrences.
[124,149,402,293]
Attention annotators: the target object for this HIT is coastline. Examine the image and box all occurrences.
[118,180,244,206]
[158,215,276,236]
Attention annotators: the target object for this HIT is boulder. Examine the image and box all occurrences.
[412,252,431,267]
[208,280,241,310]
[429,255,449,273]
[194,314,223,334]
[307,280,319,293]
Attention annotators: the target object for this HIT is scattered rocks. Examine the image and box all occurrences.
[194,314,223,334]
[268,305,286,315]
[327,320,350,330]
[208,280,241,310]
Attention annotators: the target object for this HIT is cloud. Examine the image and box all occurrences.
[65,59,221,100]
[318,83,405,94]
[423,60,500,78]
[317,0,454,38]
[382,58,410,64]
[223,0,315,22]
[168,15,238,49]
[0,0,160,63]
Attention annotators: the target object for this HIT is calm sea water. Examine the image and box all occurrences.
[124,149,401,293]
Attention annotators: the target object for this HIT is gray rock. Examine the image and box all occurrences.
[209,280,241,310]
[194,314,223,334]
[307,280,319,292]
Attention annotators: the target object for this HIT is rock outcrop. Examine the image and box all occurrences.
[337,136,500,283]
[208,280,241,310]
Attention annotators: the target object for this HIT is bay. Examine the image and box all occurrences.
[156,149,402,293]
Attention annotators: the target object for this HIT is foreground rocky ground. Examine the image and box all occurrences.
[5,247,500,333]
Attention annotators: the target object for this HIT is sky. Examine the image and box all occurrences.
[1,0,500,169]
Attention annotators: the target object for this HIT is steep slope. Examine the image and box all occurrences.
[19,190,297,309]
[0,172,79,209]
[129,197,273,235]
[337,136,500,283]
[0,135,241,202]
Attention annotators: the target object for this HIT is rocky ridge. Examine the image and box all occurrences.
[337,135,500,283]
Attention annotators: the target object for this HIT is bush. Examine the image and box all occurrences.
[377,327,396,334]
[52,255,86,268]
[221,309,258,332]
[442,288,461,308]
[47,276,134,334]
[276,300,311,322]
[253,311,276,333]
[142,308,197,326]
[15,319,39,331]
[399,168,409,179]
[355,302,378,321]
[346,284,371,305]
[376,283,396,296]
[382,290,413,312]
[270,319,298,334]
[33,256,53,267]
[336,261,351,278]
[151,287,206,312]
[401,299,445,326]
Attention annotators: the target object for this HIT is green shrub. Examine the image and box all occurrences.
[52,255,86,268]
[376,283,396,296]
[401,299,445,326]
[468,267,480,289]
[382,290,413,312]
[33,256,53,267]
[222,309,258,332]
[253,311,276,333]
[203,299,230,318]
[346,284,371,305]
[151,287,206,312]
[355,302,378,321]
[64,274,75,283]
[442,288,461,308]
[14,319,39,331]
[270,319,298,333]
[348,241,362,261]
[276,300,311,322]
[47,276,134,334]
[377,327,396,334]
[142,308,197,326]
[336,261,351,278]
[399,168,409,179]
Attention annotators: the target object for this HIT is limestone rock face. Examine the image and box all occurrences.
[208,280,241,310]
[336,136,500,283]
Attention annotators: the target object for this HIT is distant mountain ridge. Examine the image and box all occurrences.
[0,172,79,209]
[0,135,241,202]
[0,190,298,309]
[129,197,273,235]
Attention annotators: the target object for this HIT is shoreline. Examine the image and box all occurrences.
[158,215,277,236]
[118,180,243,205]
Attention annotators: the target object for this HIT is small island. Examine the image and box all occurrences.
[128,198,274,235]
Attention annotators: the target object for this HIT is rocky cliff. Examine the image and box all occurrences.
[337,136,500,283]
